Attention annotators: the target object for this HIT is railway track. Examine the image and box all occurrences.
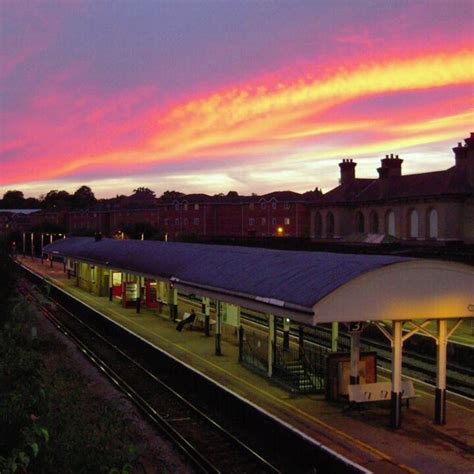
[17,267,361,474]
[19,278,279,474]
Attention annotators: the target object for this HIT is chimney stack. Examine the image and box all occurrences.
[454,133,474,187]
[339,159,357,185]
[377,154,403,179]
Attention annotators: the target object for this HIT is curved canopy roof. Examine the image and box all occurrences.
[44,237,474,324]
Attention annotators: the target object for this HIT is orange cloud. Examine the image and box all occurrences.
[1,49,473,186]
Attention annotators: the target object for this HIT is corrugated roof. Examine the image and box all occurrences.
[44,237,410,312]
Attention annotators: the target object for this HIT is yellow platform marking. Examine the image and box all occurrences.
[107,314,417,473]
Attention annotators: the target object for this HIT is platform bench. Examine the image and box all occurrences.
[348,381,418,407]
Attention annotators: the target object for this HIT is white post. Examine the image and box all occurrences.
[30,232,34,259]
[215,300,222,355]
[331,321,339,352]
[435,319,448,425]
[391,320,403,429]
[267,313,275,377]
[202,296,211,337]
[283,317,290,351]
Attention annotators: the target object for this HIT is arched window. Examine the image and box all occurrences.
[326,212,335,237]
[428,208,438,239]
[409,209,419,239]
[355,211,365,233]
[370,211,379,233]
[386,211,396,236]
[315,212,323,237]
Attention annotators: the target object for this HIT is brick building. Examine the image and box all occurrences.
[310,133,474,243]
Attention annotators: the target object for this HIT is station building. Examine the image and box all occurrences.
[43,236,474,429]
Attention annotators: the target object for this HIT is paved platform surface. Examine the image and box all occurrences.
[19,256,474,473]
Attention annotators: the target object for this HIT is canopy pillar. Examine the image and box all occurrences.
[435,319,448,425]
[215,300,222,356]
[391,320,403,429]
[331,321,339,352]
[267,313,275,377]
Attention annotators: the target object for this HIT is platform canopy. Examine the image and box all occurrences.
[44,237,474,325]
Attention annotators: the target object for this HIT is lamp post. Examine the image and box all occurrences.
[41,233,44,263]
[30,232,34,259]
[22,232,26,255]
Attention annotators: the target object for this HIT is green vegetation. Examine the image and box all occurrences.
[0,255,156,473]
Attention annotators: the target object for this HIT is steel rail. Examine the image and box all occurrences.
[19,283,280,474]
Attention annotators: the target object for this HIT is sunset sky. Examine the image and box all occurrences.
[1,1,473,199]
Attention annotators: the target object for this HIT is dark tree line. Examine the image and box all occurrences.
[0,186,185,211]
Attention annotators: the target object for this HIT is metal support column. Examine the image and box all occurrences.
[283,317,290,351]
[298,326,304,359]
[267,314,275,377]
[30,233,34,259]
[170,286,178,321]
[108,272,113,301]
[349,331,360,385]
[202,296,211,337]
[435,319,448,425]
[136,276,142,314]
[391,320,403,429]
[40,234,44,263]
[22,232,26,255]
[331,321,339,352]
[215,301,222,356]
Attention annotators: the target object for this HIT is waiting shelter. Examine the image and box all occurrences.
[44,236,474,428]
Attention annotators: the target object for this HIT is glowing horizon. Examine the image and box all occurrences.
[1,1,473,199]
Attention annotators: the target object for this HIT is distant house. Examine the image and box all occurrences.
[310,133,474,243]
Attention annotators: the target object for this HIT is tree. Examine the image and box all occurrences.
[72,186,96,209]
[40,190,72,210]
[2,190,25,209]
[159,190,184,202]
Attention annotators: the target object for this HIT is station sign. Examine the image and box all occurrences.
[348,321,364,333]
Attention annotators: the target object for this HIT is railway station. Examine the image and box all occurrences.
[16,237,474,472]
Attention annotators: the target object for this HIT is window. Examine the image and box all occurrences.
[194,204,199,210]
[355,211,365,233]
[271,201,277,209]
[193,217,200,225]
[409,209,419,238]
[428,208,438,239]
[272,217,277,225]
[175,218,180,226]
[284,217,290,225]
[315,212,322,237]
[175,203,179,211]
[249,203,254,210]
[326,212,335,237]
[370,211,379,233]
[164,218,169,226]
[183,218,188,226]
[261,202,266,210]
[249,218,255,225]
[183,203,188,211]
[284,202,290,209]
[386,211,396,236]
[261,217,266,225]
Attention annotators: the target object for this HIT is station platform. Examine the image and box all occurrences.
[18,256,474,473]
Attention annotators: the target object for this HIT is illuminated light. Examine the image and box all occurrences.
[277,227,284,234]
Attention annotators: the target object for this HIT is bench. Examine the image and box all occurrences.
[176,312,216,331]
[348,381,417,407]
